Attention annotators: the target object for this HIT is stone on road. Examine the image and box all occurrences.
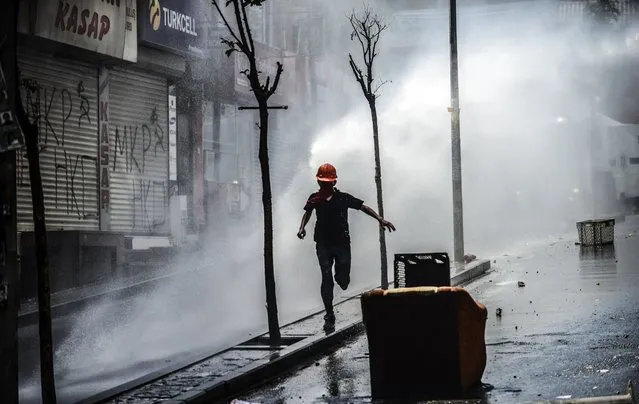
[239,217,639,403]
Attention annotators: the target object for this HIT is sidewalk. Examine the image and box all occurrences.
[18,261,204,327]
[81,259,490,404]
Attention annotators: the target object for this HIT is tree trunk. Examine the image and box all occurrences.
[369,101,388,289]
[257,97,281,343]
[22,94,57,404]
[0,1,20,400]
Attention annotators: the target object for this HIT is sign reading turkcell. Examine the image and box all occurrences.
[138,0,203,55]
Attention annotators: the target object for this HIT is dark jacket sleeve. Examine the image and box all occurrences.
[345,193,364,210]
[304,193,317,212]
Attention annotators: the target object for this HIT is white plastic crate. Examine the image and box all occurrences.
[576,219,615,246]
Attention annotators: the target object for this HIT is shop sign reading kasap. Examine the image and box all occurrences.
[32,0,137,62]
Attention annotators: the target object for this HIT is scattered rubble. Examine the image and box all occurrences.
[463,254,477,264]
[496,308,502,318]
[518,281,526,288]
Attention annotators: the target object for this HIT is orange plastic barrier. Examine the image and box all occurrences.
[361,286,488,400]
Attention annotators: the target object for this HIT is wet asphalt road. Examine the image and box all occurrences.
[240,217,639,403]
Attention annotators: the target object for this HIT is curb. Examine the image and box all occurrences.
[18,265,212,328]
[173,259,492,404]
[18,274,170,327]
[451,259,491,286]
[171,320,365,404]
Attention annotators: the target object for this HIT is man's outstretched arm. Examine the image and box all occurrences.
[297,210,313,239]
[360,204,396,232]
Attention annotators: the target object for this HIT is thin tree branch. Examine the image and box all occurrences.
[263,75,271,93]
[348,7,387,101]
[240,0,256,54]
[212,0,245,52]
[349,54,368,99]
[373,79,390,96]
[266,61,283,98]
[371,20,387,62]
[349,14,368,61]
[365,24,373,93]
[214,0,283,101]
[231,0,252,56]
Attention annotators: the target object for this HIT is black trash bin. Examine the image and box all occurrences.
[393,252,451,288]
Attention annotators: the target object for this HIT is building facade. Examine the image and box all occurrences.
[15,0,206,298]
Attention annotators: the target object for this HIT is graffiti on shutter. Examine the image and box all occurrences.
[109,68,168,233]
[17,52,99,231]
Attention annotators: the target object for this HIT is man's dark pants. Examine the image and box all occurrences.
[315,242,351,314]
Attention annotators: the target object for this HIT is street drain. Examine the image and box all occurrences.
[235,335,308,350]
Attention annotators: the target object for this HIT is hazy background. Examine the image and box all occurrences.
[20,0,626,401]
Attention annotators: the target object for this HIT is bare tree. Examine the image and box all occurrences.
[0,0,57,402]
[212,0,284,342]
[11,4,58,401]
[0,3,20,402]
[348,8,390,289]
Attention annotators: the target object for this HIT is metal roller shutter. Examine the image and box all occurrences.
[109,67,169,234]
[17,50,99,232]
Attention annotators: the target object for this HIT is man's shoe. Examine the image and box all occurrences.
[323,312,336,332]
[334,275,349,291]
[324,312,336,324]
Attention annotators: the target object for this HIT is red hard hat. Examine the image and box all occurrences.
[316,163,337,182]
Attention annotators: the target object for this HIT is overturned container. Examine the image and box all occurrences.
[361,286,488,399]
[576,219,615,246]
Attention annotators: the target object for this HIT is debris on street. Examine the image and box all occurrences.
[496,308,502,318]
[518,281,526,287]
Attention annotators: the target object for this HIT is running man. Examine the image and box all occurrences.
[297,163,396,330]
